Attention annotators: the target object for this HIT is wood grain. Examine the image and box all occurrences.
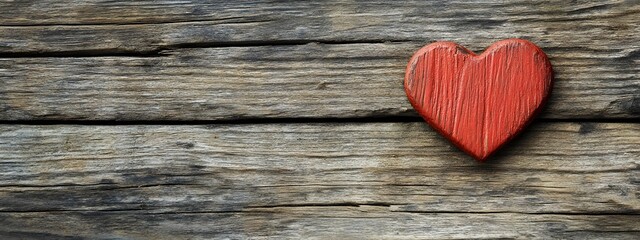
[1,211,638,240]
[1,43,638,121]
[0,1,638,238]
[0,1,638,121]
[0,122,638,238]
[1,1,638,54]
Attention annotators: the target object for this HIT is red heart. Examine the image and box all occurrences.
[404,39,553,161]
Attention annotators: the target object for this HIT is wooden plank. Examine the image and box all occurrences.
[1,210,638,239]
[1,1,639,54]
[0,122,637,214]
[0,122,638,238]
[0,1,638,27]
[1,1,638,120]
[1,43,638,121]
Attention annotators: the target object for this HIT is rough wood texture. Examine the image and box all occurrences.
[1,211,638,240]
[1,1,639,239]
[0,123,638,239]
[1,1,639,53]
[405,39,553,160]
[1,43,638,121]
[0,0,639,121]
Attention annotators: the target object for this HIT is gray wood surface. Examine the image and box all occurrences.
[1,1,639,53]
[1,0,639,120]
[2,211,638,240]
[0,123,638,239]
[1,43,639,121]
[1,0,638,239]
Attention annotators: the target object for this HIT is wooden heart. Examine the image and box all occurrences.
[404,39,553,161]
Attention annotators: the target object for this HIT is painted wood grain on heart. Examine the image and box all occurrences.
[405,39,553,161]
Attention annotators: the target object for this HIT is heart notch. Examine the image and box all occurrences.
[404,39,553,162]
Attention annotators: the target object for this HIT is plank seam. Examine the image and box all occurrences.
[0,40,412,58]
[0,208,637,216]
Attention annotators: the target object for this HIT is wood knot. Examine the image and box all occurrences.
[176,141,195,149]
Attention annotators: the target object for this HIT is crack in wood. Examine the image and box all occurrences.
[0,40,413,58]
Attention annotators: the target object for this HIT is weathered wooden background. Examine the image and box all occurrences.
[0,1,638,239]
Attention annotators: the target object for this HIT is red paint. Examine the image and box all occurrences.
[404,39,553,161]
